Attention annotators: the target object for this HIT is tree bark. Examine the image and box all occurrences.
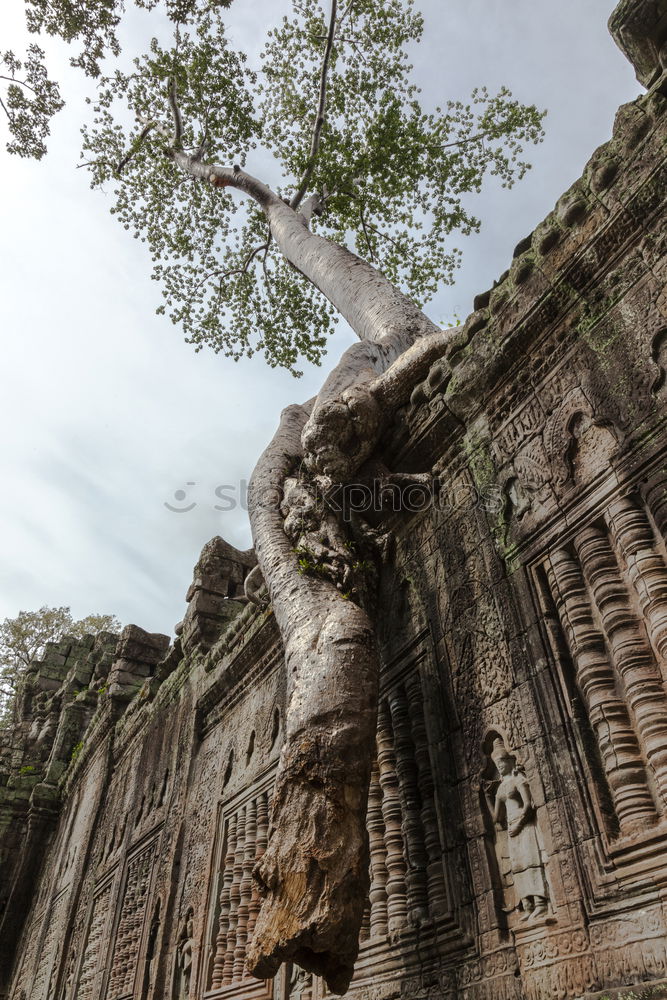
[172,156,440,348]
[174,153,452,992]
[245,402,379,993]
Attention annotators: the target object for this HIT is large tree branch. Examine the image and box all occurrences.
[168,75,184,150]
[289,0,338,211]
[171,151,440,349]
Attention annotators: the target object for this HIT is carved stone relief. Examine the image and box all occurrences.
[107,840,158,999]
[75,878,115,1000]
[480,736,551,924]
[173,909,194,1000]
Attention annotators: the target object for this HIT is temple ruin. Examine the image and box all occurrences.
[3,1,667,997]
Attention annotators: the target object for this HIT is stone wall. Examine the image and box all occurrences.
[3,3,667,998]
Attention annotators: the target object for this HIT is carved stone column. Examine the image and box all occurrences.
[548,548,657,831]
[388,687,429,924]
[235,799,256,980]
[225,806,246,984]
[575,524,667,807]
[248,793,269,944]
[367,759,389,939]
[377,700,408,934]
[606,494,667,681]
[211,814,237,990]
[405,675,448,917]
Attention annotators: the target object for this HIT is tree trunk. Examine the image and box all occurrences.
[175,154,451,992]
[245,402,380,994]
[173,156,440,349]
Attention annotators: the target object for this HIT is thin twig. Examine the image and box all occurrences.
[0,74,38,96]
[337,0,356,30]
[193,122,210,160]
[358,204,377,262]
[262,232,273,264]
[442,131,496,149]
[342,37,367,64]
[193,242,270,298]
[77,158,113,171]
[114,120,157,175]
[289,0,338,211]
[261,257,277,309]
[365,221,404,253]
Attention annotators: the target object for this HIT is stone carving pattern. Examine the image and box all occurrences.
[107,843,156,999]
[76,881,114,1000]
[450,585,514,716]
[181,742,225,916]
[10,906,45,1000]
[490,321,667,525]
[208,789,270,990]
[605,493,667,679]
[369,678,448,938]
[543,486,667,837]
[404,675,449,917]
[28,889,69,999]
[517,928,597,1000]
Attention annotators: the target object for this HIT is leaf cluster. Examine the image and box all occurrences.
[0,45,64,158]
[79,0,545,372]
[10,0,546,373]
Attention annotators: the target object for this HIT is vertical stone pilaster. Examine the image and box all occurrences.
[405,674,448,917]
[606,494,667,679]
[377,700,408,933]
[224,805,245,984]
[389,687,429,924]
[248,793,268,944]
[235,799,256,981]
[211,814,237,990]
[367,759,388,939]
[575,524,667,807]
[548,548,657,830]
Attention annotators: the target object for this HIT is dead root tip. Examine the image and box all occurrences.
[293,947,354,996]
[247,951,282,982]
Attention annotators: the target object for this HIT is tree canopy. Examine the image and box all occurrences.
[3,0,545,374]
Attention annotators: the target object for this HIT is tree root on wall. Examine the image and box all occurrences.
[246,328,454,992]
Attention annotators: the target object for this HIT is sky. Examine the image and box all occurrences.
[0,0,639,637]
